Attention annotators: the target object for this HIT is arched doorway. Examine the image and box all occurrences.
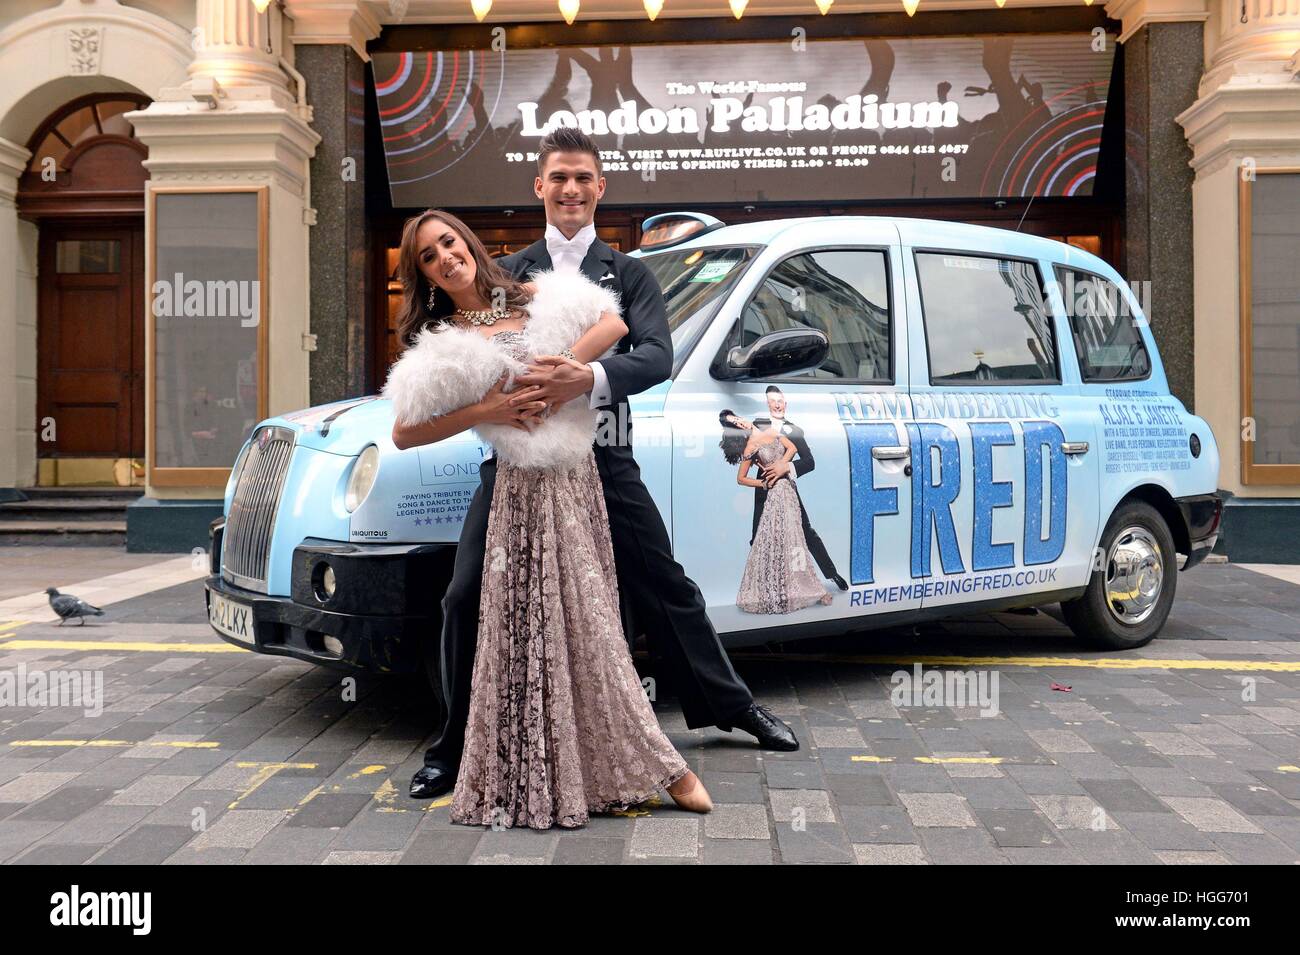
[19,93,150,486]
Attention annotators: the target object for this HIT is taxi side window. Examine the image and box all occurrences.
[1054,266,1151,382]
[738,249,891,382]
[916,252,1059,384]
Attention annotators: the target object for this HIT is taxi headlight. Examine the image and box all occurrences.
[345,445,380,513]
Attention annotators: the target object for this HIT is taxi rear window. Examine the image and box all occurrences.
[916,252,1060,385]
[1053,266,1151,382]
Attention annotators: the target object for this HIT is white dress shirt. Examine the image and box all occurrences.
[543,221,612,409]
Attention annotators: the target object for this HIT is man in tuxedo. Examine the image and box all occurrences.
[411,126,798,799]
[751,385,848,592]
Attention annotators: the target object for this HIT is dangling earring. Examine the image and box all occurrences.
[426,284,437,312]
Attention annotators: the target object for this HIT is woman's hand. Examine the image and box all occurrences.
[476,376,548,431]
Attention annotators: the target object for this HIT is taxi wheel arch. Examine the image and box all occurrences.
[1062,495,1178,650]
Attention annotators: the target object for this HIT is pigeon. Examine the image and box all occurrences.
[45,588,104,626]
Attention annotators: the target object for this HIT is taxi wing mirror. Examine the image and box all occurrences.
[713,328,830,381]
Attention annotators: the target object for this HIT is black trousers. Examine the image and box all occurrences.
[751,482,839,579]
[423,445,754,770]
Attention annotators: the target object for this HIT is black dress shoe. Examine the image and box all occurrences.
[831,574,848,591]
[730,703,799,751]
[409,763,456,799]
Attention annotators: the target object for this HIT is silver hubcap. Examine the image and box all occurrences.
[1105,525,1163,625]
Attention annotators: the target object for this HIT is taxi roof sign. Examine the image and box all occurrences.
[639,212,724,253]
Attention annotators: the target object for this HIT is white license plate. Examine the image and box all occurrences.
[209,591,254,646]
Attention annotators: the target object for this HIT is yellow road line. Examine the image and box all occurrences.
[1279,766,1300,774]
[10,739,219,749]
[728,651,1300,672]
[0,639,245,654]
[915,756,1005,765]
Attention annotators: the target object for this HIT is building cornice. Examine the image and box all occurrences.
[284,1,382,60]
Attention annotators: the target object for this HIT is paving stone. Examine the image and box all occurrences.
[899,792,977,828]
[91,825,197,864]
[704,803,770,839]
[629,818,699,859]
[852,843,927,865]
[107,774,200,806]
[699,771,763,804]
[975,809,1063,848]
[763,760,825,789]
[190,809,287,849]
[773,821,853,864]
[1111,811,1217,851]
[1154,850,1231,864]
[701,839,774,864]
[915,826,1006,864]
[1161,797,1265,834]
[400,830,482,865]
[1077,777,1171,813]
[824,773,895,808]
[768,788,834,823]
[1207,782,1300,817]
[1028,794,1116,830]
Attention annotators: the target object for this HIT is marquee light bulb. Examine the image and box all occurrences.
[815,0,833,12]
[730,0,748,19]
[644,0,664,18]
[471,0,492,20]
[995,0,1006,6]
[252,0,274,12]
[902,0,920,14]
[558,0,580,24]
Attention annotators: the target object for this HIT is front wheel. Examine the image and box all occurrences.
[1061,500,1176,650]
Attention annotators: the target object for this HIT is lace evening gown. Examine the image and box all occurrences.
[449,330,691,830]
[735,433,833,615]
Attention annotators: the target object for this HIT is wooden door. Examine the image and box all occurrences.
[36,221,145,458]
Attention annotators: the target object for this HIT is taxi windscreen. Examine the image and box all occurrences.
[640,246,760,376]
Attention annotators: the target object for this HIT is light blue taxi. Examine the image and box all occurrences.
[205,213,1222,694]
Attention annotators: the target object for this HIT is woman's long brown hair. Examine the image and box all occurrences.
[394,209,533,348]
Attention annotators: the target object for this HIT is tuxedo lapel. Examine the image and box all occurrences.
[516,238,552,277]
[578,237,616,285]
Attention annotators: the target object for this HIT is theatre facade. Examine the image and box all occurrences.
[0,0,1297,560]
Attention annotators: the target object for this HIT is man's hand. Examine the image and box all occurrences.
[760,460,791,487]
[478,375,547,431]
[510,356,595,410]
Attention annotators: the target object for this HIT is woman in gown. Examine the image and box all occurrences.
[720,412,833,615]
[382,210,711,830]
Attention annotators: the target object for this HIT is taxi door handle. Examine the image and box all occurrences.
[871,446,911,461]
[1062,442,1090,456]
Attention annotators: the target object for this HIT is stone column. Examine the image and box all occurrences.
[126,0,320,549]
[286,1,381,404]
[1107,0,1211,410]
[1178,0,1300,560]
[0,137,35,497]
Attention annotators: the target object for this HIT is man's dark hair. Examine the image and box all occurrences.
[537,126,602,177]
[765,385,784,396]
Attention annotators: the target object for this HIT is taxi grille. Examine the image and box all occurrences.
[221,426,295,593]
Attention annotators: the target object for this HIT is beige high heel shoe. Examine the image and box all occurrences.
[667,769,713,813]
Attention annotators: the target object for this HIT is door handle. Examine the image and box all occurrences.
[1062,442,1090,456]
[871,446,911,461]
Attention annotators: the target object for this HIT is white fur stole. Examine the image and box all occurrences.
[381,268,622,470]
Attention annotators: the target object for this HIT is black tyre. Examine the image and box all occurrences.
[1061,500,1177,650]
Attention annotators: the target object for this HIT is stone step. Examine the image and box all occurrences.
[0,519,126,547]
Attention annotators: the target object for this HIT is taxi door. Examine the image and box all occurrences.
[665,225,920,640]
[901,243,1101,615]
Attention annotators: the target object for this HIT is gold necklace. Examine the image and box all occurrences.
[455,304,512,326]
